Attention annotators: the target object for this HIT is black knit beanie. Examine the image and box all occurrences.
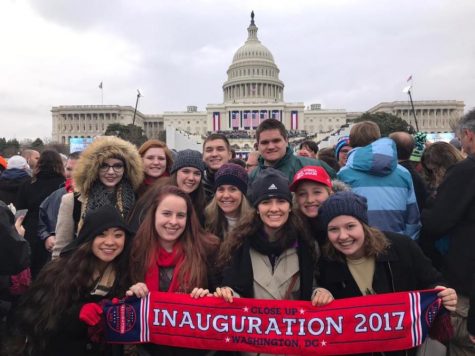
[249,168,292,207]
[60,205,134,256]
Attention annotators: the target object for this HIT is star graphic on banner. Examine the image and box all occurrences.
[243,306,249,312]
[321,340,327,346]
[299,308,305,315]
[225,337,231,343]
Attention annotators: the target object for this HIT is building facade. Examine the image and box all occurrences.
[51,13,464,145]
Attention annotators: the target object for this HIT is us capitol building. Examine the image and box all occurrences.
[51,12,464,148]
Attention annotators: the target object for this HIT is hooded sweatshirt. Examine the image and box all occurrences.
[338,137,421,240]
[0,168,31,206]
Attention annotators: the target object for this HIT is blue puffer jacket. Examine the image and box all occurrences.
[338,138,421,240]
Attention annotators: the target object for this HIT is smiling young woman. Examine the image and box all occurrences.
[8,206,134,356]
[214,168,333,315]
[316,191,457,355]
[52,136,143,259]
[127,185,219,355]
[205,163,253,241]
[136,139,173,197]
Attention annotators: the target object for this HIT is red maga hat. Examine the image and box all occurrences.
[289,166,332,192]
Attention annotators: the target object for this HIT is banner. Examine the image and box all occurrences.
[104,290,443,355]
[291,110,299,130]
[212,112,221,131]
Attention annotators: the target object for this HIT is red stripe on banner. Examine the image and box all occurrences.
[105,290,442,355]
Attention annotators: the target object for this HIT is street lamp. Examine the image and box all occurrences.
[132,89,143,126]
[402,85,419,131]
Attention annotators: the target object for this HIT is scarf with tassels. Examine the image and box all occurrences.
[145,243,186,293]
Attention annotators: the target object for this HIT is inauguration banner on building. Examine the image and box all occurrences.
[104,289,444,355]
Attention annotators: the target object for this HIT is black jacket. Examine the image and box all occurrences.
[421,154,475,335]
[317,232,445,356]
[399,160,428,212]
[0,169,31,206]
[202,167,215,203]
[16,172,65,277]
[0,201,30,317]
[0,201,30,276]
[318,232,444,299]
[38,186,67,241]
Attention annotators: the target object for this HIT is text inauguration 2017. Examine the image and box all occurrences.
[104,289,443,355]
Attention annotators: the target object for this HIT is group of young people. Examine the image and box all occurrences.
[1,118,462,356]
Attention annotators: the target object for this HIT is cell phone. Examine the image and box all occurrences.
[15,209,28,219]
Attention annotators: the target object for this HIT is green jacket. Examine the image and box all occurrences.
[249,146,336,184]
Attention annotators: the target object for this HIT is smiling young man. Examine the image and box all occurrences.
[249,119,336,184]
[202,133,232,202]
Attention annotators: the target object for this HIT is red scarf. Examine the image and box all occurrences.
[65,178,74,193]
[143,172,170,186]
[145,243,185,292]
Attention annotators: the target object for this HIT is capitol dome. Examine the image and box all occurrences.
[223,12,284,104]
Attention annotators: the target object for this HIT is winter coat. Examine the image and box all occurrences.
[0,201,30,276]
[202,167,215,203]
[249,146,336,184]
[73,136,143,199]
[0,201,30,314]
[222,230,316,301]
[338,138,421,240]
[0,168,31,206]
[421,154,475,335]
[399,160,428,212]
[317,231,445,356]
[53,136,143,258]
[38,186,66,241]
[40,294,121,356]
[16,171,65,278]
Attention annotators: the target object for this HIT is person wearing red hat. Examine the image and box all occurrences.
[290,166,334,247]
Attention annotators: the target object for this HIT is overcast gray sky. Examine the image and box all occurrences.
[1,0,474,140]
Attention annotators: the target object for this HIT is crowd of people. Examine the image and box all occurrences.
[0,111,474,355]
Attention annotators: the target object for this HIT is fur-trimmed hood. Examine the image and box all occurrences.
[73,136,144,196]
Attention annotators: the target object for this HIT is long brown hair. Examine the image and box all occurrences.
[169,171,206,218]
[217,206,315,269]
[32,149,65,182]
[421,141,464,192]
[129,186,219,291]
[323,221,390,262]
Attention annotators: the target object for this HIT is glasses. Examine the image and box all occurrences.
[99,163,124,173]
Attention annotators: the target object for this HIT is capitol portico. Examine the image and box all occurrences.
[51,12,464,148]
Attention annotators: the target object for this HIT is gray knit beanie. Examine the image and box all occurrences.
[319,191,368,228]
[170,149,205,174]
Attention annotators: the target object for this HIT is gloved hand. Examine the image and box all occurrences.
[79,303,103,326]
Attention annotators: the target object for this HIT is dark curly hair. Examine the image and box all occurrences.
[6,237,131,355]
